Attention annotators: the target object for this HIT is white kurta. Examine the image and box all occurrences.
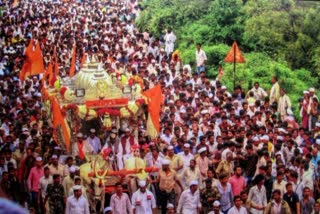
[65,195,90,214]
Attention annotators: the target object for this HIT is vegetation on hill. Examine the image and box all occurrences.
[136,0,320,115]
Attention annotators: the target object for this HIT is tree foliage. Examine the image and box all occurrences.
[136,0,320,102]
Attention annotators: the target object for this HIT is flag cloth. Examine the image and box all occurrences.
[43,62,53,85]
[69,44,76,77]
[142,84,163,139]
[11,0,19,8]
[19,40,44,81]
[224,41,245,63]
[51,97,71,152]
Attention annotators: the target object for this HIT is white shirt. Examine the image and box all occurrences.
[86,136,101,155]
[131,189,156,214]
[177,189,201,214]
[248,185,267,214]
[227,206,248,214]
[178,152,194,170]
[110,193,133,214]
[38,175,53,198]
[65,195,90,214]
[196,49,207,67]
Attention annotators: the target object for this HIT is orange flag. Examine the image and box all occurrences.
[43,62,53,84]
[142,84,164,139]
[11,0,19,8]
[51,97,71,152]
[69,44,76,77]
[19,40,44,81]
[224,41,245,63]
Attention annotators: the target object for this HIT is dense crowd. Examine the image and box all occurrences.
[0,0,320,214]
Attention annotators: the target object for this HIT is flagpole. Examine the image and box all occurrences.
[233,42,236,90]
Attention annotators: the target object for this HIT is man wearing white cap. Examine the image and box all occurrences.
[177,180,201,214]
[164,145,183,173]
[178,143,194,170]
[72,133,93,164]
[131,180,156,214]
[208,201,223,214]
[104,206,113,214]
[196,147,209,180]
[66,185,90,214]
[87,128,102,155]
[62,166,76,197]
[167,203,175,214]
[47,155,64,178]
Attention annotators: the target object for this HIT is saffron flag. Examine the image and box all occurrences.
[19,40,44,81]
[43,62,53,85]
[11,0,19,8]
[69,44,76,77]
[224,41,245,63]
[51,97,71,152]
[142,84,164,139]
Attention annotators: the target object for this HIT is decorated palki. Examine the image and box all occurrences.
[42,55,146,153]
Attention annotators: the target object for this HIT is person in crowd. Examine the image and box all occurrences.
[177,180,201,214]
[65,185,90,214]
[131,180,157,214]
[264,189,291,214]
[110,182,132,214]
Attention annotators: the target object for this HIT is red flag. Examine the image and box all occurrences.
[19,40,44,81]
[69,44,76,77]
[224,41,245,63]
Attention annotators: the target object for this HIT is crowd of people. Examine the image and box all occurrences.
[0,0,320,214]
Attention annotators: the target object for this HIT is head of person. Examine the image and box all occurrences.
[254,174,265,187]
[205,178,212,189]
[240,191,248,201]
[167,203,174,214]
[234,166,242,177]
[218,173,228,184]
[234,195,242,208]
[189,180,198,193]
[115,182,123,195]
[303,186,311,198]
[104,207,112,214]
[44,166,50,177]
[189,159,196,169]
[74,177,82,185]
[53,174,60,184]
[162,159,170,171]
[73,185,82,198]
[212,200,221,213]
[286,182,293,193]
[138,180,147,193]
[272,189,281,202]
[35,157,43,168]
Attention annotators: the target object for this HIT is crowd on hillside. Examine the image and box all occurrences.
[0,0,320,214]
